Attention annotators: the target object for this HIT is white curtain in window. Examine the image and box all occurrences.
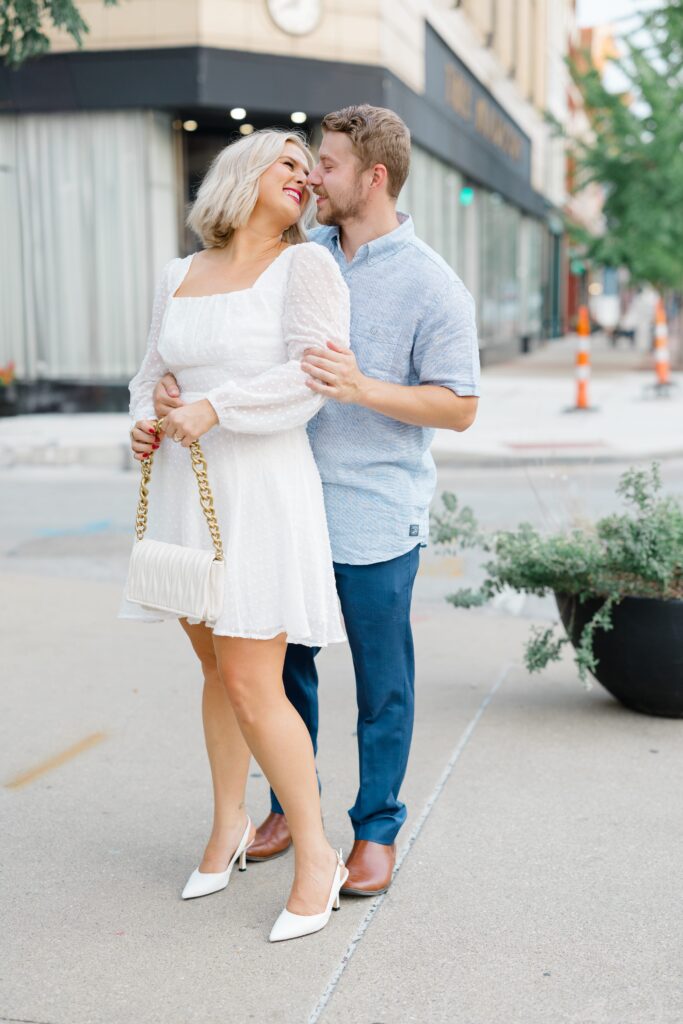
[0,116,27,376]
[0,110,178,382]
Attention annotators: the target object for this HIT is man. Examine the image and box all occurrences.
[154,105,480,896]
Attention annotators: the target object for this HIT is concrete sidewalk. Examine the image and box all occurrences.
[2,572,682,1024]
[1,334,681,469]
[437,332,682,466]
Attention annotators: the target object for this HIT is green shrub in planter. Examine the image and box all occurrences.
[431,464,683,685]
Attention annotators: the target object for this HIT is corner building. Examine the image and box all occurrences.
[0,0,572,408]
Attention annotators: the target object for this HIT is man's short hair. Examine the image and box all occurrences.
[321,105,411,198]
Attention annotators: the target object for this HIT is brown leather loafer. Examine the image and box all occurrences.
[340,839,396,896]
[245,811,292,862]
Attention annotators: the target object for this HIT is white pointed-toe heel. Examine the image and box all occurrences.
[181,817,253,900]
[269,849,348,943]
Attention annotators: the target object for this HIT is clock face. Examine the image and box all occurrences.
[266,0,322,36]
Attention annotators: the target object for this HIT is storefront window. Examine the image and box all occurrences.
[522,216,544,340]
[479,190,521,351]
[0,111,178,383]
[399,145,463,279]
[400,143,547,357]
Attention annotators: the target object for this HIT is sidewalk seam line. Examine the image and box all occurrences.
[307,661,513,1024]
[0,1017,61,1023]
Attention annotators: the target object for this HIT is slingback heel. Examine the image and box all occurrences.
[181,817,253,900]
[269,849,347,943]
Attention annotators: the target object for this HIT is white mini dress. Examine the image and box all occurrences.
[118,242,349,647]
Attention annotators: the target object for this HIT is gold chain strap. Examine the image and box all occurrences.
[134,421,224,562]
[188,440,224,562]
[134,452,153,542]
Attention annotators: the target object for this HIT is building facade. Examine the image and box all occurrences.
[0,0,574,409]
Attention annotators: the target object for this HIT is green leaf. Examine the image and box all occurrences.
[1,0,119,67]
[562,4,683,288]
[431,462,683,686]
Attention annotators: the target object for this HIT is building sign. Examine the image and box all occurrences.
[426,25,531,183]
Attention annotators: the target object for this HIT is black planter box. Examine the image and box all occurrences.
[556,592,683,718]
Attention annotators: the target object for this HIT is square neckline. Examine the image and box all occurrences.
[170,245,295,300]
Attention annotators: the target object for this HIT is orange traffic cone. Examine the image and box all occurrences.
[654,298,671,388]
[574,305,591,410]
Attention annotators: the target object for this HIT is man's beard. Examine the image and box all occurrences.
[315,182,365,225]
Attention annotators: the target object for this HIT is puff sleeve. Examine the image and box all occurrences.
[205,244,350,434]
[128,259,176,425]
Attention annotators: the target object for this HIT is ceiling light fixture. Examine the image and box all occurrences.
[230,107,247,120]
[290,111,307,124]
[239,123,255,136]
[183,120,198,132]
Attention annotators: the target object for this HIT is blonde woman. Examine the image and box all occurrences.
[119,130,350,943]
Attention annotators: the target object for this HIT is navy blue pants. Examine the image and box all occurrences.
[270,544,420,845]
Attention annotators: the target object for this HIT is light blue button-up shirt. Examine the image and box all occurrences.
[307,214,480,565]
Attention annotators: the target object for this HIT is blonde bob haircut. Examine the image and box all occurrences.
[187,129,315,248]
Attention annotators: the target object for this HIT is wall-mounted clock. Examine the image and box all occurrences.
[266,0,322,36]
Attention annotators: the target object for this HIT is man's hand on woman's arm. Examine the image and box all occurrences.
[154,372,184,419]
[302,342,478,431]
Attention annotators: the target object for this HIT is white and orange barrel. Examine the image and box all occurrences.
[575,305,591,410]
[654,298,671,387]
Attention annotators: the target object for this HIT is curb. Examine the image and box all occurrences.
[1,442,682,471]
[432,447,683,469]
[0,442,134,471]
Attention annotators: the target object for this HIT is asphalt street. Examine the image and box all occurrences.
[3,456,683,583]
[2,455,682,1024]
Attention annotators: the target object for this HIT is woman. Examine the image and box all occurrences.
[119,130,350,943]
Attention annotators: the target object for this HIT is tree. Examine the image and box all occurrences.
[1,0,118,67]
[568,2,683,290]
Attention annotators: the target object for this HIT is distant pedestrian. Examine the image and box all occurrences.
[153,105,481,906]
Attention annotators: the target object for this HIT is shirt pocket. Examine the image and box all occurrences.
[353,313,402,382]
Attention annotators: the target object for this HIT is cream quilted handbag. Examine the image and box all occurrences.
[126,423,224,625]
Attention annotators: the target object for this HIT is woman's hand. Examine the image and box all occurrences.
[158,400,219,447]
[130,419,160,462]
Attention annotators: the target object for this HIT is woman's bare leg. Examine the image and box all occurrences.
[213,632,338,915]
[179,619,255,871]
